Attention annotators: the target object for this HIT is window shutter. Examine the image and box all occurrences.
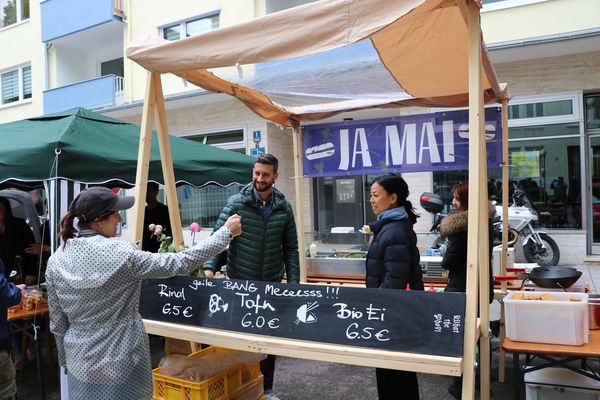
[22,65,31,99]
[1,69,19,104]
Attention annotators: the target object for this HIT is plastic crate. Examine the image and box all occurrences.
[504,291,589,346]
[153,347,264,400]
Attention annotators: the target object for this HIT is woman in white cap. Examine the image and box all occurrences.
[45,187,241,400]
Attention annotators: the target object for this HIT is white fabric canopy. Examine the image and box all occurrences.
[127,0,504,127]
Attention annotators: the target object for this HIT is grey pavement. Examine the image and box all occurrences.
[15,264,600,399]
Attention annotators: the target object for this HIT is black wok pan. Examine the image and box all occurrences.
[527,266,582,289]
[495,266,582,289]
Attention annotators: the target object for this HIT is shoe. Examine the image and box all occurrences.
[264,390,281,400]
[448,381,462,399]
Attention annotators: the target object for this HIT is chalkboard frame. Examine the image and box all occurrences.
[140,276,466,372]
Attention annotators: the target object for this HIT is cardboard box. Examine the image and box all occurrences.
[504,291,589,346]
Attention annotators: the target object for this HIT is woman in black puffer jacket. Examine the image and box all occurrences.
[365,174,423,400]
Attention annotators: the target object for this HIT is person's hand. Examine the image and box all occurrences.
[204,270,215,278]
[16,284,26,300]
[25,243,49,255]
[224,214,242,237]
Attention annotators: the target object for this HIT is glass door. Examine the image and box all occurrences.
[589,136,600,249]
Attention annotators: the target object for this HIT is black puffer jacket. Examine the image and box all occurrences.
[365,217,424,290]
[203,184,300,283]
[440,203,495,302]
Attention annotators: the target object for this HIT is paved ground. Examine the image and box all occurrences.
[15,264,598,399]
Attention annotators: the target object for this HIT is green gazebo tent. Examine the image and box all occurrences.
[0,107,254,248]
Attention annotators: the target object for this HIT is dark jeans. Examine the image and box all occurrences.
[260,354,276,391]
[375,368,419,400]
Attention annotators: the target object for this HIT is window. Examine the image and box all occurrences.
[482,0,548,12]
[160,12,219,41]
[586,95,600,130]
[100,58,124,78]
[432,93,582,230]
[0,0,29,29]
[177,128,247,227]
[433,125,581,230]
[186,129,246,153]
[508,93,579,127]
[1,65,31,105]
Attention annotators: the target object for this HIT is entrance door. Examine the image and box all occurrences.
[589,136,600,252]
[332,176,363,230]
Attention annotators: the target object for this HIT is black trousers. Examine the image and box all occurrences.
[376,368,419,400]
[260,354,276,390]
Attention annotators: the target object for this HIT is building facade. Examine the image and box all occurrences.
[0,0,599,261]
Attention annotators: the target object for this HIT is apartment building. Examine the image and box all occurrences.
[0,0,599,260]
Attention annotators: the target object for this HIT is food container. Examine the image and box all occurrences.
[504,291,589,346]
[589,294,600,330]
[22,288,43,310]
[152,346,263,400]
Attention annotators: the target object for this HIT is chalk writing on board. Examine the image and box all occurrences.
[140,277,467,357]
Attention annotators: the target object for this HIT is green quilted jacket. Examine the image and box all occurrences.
[203,184,300,283]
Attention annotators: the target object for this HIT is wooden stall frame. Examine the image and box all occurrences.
[132,2,503,399]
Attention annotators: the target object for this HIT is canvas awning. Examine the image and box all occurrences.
[0,107,254,189]
[127,0,505,128]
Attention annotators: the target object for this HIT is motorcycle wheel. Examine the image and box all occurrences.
[523,232,560,267]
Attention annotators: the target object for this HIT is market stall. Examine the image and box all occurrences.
[126,1,508,398]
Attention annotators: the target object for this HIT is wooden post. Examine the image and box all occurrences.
[151,74,184,247]
[292,127,307,283]
[463,1,487,399]
[498,94,510,382]
[131,71,157,245]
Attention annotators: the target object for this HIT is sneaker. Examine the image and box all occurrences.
[264,390,281,400]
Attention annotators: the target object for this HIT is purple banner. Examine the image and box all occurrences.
[302,108,501,177]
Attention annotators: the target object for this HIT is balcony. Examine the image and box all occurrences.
[43,75,124,114]
[41,0,123,43]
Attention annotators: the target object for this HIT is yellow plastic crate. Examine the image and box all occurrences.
[153,346,264,400]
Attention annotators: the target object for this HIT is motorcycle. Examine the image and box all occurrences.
[419,192,447,249]
[420,189,560,267]
[494,188,560,267]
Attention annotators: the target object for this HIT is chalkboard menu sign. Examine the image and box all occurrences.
[140,277,465,357]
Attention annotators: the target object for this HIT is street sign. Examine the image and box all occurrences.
[250,147,265,157]
[252,130,261,143]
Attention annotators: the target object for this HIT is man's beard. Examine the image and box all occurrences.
[254,181,273,192]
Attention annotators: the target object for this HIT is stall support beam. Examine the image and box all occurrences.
[131,71,157,246]
[498,95,510,383]
[463,1,489,399]
[131,72,184,247]
[292,127,307,283]
[152,74,184,247]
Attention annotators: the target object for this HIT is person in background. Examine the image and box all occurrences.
[46,187,241,400]
[440,182,495,399]
[0,259,26,400]
[0,197,37,285]
[203,153,299,400]
[364,174,423,400]
[142,182,171,252]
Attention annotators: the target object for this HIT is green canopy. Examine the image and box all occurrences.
[0,107,254,189]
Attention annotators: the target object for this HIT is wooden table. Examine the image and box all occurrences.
[502,330,600,400]
[8,302,52,400]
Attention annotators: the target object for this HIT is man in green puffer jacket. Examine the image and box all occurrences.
[203,153,299,400]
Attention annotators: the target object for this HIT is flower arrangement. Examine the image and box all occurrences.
[149,222,204,275]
